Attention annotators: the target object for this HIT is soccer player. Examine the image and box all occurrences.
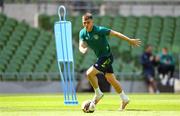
[79,13,141,110]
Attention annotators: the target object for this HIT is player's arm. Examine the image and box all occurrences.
[79,40,88,54]
[110,30,141,47]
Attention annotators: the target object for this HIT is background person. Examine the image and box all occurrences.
[156,47,175,86]
[141,45,159,93]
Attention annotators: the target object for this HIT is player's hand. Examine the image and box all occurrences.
[80,47,88,54]
[128,39,141,47]
[150,56,154,61]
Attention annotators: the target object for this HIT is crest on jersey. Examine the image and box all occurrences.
[85,37,89,40]
[94,35,99,40]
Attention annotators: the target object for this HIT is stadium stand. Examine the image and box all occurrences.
[0,12,179,81]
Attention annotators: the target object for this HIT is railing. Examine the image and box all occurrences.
[0,72,142,81]
[0,72,60,81]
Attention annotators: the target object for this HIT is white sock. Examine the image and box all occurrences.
[120,91,129,101]
[95,87,103,95]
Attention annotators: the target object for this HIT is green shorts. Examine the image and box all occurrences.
[93,54,114,74]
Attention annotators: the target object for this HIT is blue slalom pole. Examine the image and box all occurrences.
[63,20,75,103]
[59,23,69,103]
[54,5,78,105]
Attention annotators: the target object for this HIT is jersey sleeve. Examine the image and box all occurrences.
[99,26,111,35]
[79,30,85,41]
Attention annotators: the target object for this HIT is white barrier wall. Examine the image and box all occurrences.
[2,3,180,26]
[0,81,147,93]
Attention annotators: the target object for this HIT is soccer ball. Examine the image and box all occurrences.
[81,100,95,113]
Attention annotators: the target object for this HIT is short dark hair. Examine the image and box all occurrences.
[82,12,93,20]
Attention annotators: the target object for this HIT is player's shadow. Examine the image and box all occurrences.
[107,109,150,112]
[126,109,150,111]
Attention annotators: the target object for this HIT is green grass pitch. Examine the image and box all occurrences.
[0,93,180,116]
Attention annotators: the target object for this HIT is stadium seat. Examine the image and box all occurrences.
[74,48,84,69]
[80,50,96,70]
[0,33,8,49]
[100,15,112,28]
[118,41,131,54]
[112,59,122,73]
[4,18,17,28]
[0,58,8,72]
[138,16,150,27]
[108,38,120,48]
[1,72,17,81]
[131,46,143,58]
[0,13,6,22]
[112,15,125,32]
[93,15,101,25]
[73,16,83,36]
[48,60,60,80]
[0,64,5,72]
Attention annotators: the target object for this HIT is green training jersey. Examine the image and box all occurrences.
[79,25,111,58]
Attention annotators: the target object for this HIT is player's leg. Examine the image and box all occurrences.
[86,66,99,89]
[105,73,129,110]
[147,74,159,93]
[86,66,104,104]
[168,64,175,77]
[149,77,157,93]
[145,76,153,93]
[89,55,115,104]
[105,73,122,93]
[152,80,159,93]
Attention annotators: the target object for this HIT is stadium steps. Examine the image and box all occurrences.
[159,16,175,50]
[1,13,180,81]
